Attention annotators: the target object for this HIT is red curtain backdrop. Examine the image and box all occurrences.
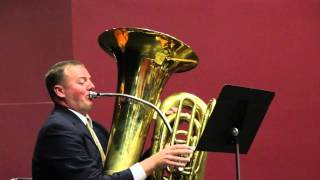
[0,1,73,179]
[1,0,320,179]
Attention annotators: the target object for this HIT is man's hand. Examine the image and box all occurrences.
[139,144,194,176]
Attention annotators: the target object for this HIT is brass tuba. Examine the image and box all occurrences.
[98,28,200,175]
[98,28,215,179]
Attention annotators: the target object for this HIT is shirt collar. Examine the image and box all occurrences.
[68,108,90,125]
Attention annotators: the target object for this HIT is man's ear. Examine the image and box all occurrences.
[53,85,66,98]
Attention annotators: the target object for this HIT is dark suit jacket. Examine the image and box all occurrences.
[32,104,133,180]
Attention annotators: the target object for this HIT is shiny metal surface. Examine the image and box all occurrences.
[150,92,216,180]
[98,28,199,174]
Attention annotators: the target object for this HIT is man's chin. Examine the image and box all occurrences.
[80,104,93,114]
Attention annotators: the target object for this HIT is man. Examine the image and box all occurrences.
[32,60,193,180]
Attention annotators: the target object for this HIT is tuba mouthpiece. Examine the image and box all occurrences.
[89,91,99,100]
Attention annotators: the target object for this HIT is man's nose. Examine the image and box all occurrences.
[88,80,95,90]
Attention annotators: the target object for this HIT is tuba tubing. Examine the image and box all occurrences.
[88,91,173,133]
[150,92,216,180]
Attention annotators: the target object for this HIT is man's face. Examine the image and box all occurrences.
[56,65,95,115]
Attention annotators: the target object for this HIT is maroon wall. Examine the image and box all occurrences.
[0,0,72,179]
[1,0,320,179]
[72,0,320,180]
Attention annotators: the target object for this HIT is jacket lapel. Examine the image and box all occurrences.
[53,104,98,147]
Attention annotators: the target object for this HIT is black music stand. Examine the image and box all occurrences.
[197,85,275,180]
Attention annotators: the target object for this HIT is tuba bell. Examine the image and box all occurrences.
[98,28,200,175]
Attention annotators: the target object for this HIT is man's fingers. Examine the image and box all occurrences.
[158,144,196,169]
[166,155,191,163]
[165,160,188,167]
[169,149,193,156]
[164,144,194,158]
[165,153,192,167]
